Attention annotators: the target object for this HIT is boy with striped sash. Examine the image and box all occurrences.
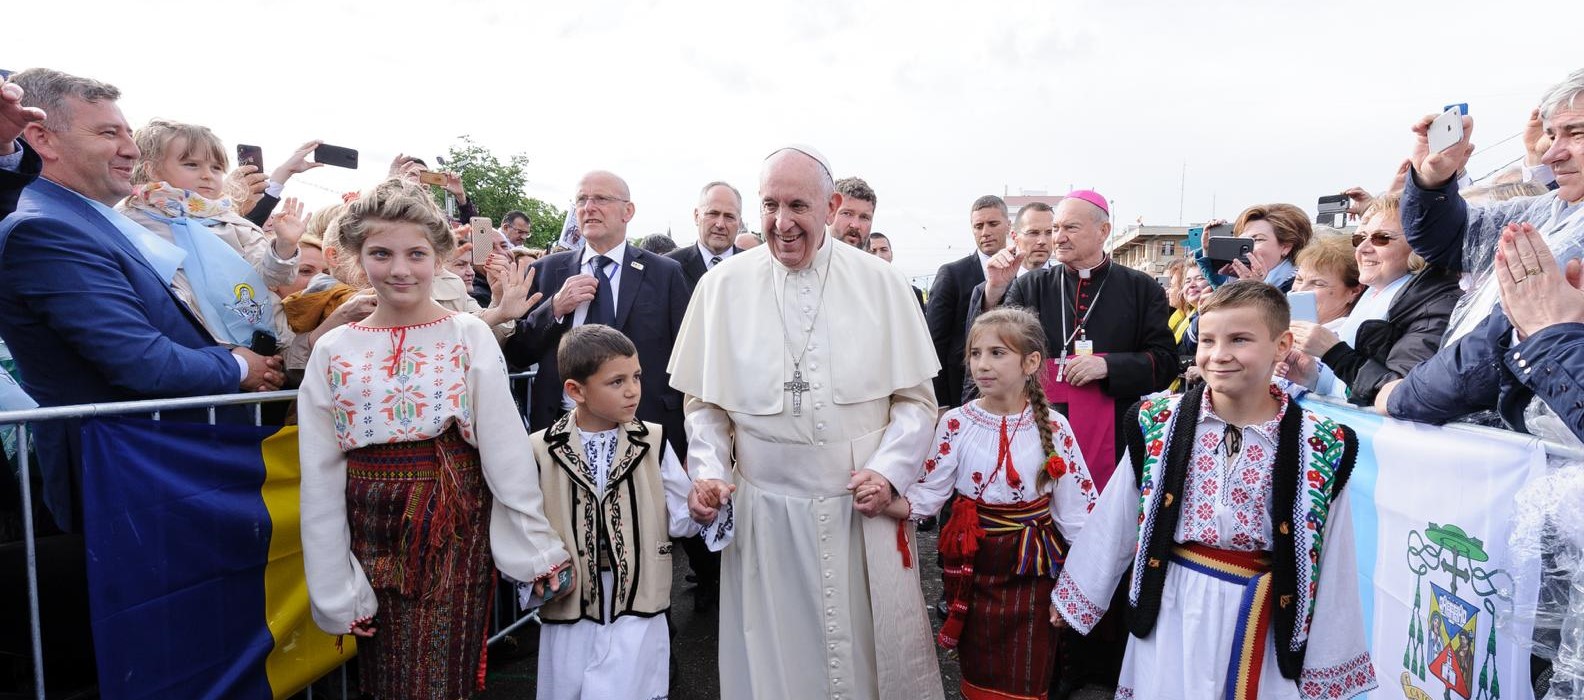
[1050,281,1378,699]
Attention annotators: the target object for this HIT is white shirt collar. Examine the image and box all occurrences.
[580,241,629,272]
[1016,259,1055,277]
[699,242,734,266]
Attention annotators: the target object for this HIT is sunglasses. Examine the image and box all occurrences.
[1351,231,1400,247]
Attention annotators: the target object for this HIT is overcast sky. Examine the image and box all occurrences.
[7,0,1580,277]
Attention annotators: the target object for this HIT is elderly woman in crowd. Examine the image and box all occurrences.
[1292,233,1364,327]
[1286,194,1462,406]
[1215,202,1314,292]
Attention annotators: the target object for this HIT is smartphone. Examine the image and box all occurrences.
[1185,225,1204,252]
[1204,222,1234,239]
[1427,106,1465,154]
[1205,235,1252,267]
[520,567,575,610]
[470,217,495,265]
[312,143,359,169]
[1287,291,1319,324]
[236,144,264,172]
[417,169,448,187]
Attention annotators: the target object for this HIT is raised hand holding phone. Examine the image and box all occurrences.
[1411,108,1474,188]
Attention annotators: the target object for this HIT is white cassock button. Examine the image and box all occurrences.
[826,588,834,597]
[821,534,829,542]
[827,607,835,616]
[816,402,825,410]
[824,571,832,579]
[823,553,831,560]
[803,286,812,294]
[818,440,826,445]
[817,496,825,503]
[819,514,829,522]
[805,324,813,332]
[803,306,812,313]
[817,422,827,430]
[830,659,839,668]
[809,363,819,371]
[813,382,822,389]
[828,625,836,633]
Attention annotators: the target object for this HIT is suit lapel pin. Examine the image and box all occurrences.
[630,261,645,271]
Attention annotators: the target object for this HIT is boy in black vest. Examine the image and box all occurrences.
[1049,281,1378,699]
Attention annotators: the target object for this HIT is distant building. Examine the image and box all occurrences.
[1106,224,1191,284]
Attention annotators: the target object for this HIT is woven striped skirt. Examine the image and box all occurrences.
[946,498,1066,700]
[346,426,495,700]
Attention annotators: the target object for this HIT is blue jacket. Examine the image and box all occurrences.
[0,177,240,528]
[1388,305,1584,442]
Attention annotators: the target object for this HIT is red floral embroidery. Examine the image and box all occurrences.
[1154,408,1173,423]
[947,418,961,431]
[939,441,952,455]
[1147,440,1163,456]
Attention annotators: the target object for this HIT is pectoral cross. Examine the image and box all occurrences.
[784,365,811,416]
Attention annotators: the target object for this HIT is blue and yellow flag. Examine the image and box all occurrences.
[80,417,346,700]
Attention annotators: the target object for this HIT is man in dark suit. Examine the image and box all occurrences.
[0,68,282,529]
[925,195,1009,409]
[668,181,743,288]
[504,170,691,459]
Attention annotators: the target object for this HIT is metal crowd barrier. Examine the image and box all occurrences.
[0,372,536,700]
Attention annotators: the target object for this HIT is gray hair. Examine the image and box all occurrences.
[1539,68,1584,121]
[9,68,121,132]
[697,180,742,208]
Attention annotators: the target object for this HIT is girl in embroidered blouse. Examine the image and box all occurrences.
[883,307,1096,700]
[297,179,571,699]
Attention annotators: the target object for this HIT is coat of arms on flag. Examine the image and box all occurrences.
[1403,522,1510,700]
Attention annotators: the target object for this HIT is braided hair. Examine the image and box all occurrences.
[967,308,1059,490]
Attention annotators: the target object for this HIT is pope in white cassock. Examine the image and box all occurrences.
[669,146,946,700]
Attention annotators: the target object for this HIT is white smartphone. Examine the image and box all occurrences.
[1287,291,1319,324]
[1427,106,1465,154]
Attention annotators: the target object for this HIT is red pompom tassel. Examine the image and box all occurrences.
[938,496,984,561]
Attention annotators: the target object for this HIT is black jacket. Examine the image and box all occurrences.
[925,253,984,407]
[1321,267,1462,407]
[667,243,741,291]
[502,246,692,458]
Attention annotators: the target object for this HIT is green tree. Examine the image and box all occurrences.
[437,136,566,249]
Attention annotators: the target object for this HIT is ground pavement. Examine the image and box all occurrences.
[473,526,1113,700]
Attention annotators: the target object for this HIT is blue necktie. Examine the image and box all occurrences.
[586,255,616,326]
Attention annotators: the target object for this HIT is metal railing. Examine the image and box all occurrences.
[0,372,537,700]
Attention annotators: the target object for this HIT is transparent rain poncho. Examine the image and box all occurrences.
[1442,191,1584,344]
[1504,458,1584,700]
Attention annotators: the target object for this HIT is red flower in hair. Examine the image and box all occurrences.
[1044,454,1068,479]
[341,191,361,203]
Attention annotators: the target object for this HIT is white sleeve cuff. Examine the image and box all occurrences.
[264,180,285,198]
[234,353,249,384]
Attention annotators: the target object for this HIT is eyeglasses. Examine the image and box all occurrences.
[574,194,629,208]
[1351,231,1401,247]
[503,225,532,236]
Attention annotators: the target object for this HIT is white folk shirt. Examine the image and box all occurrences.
[297,313,567,635]
[534,424,699,700]
[904,401,1096,544]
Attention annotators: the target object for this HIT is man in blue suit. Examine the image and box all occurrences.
[0,68,282,530]
[503,170,692,459]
